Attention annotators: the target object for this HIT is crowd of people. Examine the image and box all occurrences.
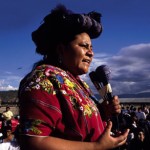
[118,104,150,149]
[0,106,20,150]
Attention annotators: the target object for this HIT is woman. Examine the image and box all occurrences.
[128,127,147,150]
[18,4,129,150]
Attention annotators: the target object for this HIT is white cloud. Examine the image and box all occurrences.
[0,71,21,91]
[0,84,18,91]
[1,43,150,96]
[81,43,150,95]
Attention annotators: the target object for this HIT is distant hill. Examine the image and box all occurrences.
[118,92,150,98]
[0,90,18,104]
[95,92,150,99]
[0,90,150,104]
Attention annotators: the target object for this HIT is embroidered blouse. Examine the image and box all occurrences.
[18,64,104,142]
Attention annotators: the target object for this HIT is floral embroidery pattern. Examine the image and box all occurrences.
[23,119,44,135]
[25,65,98,117]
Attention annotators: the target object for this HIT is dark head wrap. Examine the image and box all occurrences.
[32,4,102,56]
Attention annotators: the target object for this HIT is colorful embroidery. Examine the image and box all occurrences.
[24,119,43,135]
[19,64,104,140]
[25,65,98,117]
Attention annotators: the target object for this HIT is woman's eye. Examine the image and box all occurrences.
[80,44,89,49]
[79,43,93,51]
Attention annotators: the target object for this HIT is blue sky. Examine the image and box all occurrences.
[0,0,150,95]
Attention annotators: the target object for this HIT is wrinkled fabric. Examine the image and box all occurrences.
[18,64,104,142]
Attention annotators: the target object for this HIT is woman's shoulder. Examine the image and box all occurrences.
[34,64,67,77]
[19,64,67,90]
[22,64,65,80]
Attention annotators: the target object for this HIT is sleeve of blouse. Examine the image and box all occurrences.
[19,71,63,136]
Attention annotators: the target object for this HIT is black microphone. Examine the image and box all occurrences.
[95,65,113,102]
[89,65,113,102]
[89,65,120,130]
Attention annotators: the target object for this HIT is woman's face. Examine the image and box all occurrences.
[61,32,94,76]
[138,131,145,142]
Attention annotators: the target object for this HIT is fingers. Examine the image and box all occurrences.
[115,129,130,147]
[99,121,129,149]
[105,121,112,134]
[112,96,121,114]
[117,137,127,147]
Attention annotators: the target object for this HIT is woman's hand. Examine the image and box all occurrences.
[19,121,129,150]
[98,95,121,120]
[108,95,121,115]
[96,121,130,150]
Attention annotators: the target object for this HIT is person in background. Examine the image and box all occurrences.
[128,127,147,150]
[0,126,20,150]
[142,105,149,117]
[2,106,13,122]
[1,106,14,137]
[136,107,146,121]
[18,4,129,150]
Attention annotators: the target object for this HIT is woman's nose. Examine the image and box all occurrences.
[87,49,94,57]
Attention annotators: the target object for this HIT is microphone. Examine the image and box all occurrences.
[89,65,120,138]
[96,65,113,102]
[89,65,113,102]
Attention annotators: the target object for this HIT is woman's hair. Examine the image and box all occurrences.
[32,4,102,65]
